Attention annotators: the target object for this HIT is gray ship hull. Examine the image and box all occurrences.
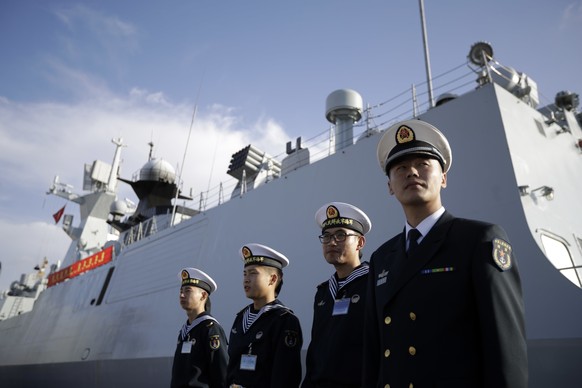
[1,80,582,387]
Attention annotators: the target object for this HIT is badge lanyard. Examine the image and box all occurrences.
[240,343,257,371]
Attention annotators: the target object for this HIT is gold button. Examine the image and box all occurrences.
[384,316,392,325]
[384,349,390,357]
[409,346,416,355]
[409,312,416,320]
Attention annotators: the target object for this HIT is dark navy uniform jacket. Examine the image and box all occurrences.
[302,263,369,388]
[170,313,229,388]
[227,299,303,388]
[363,211,528,387]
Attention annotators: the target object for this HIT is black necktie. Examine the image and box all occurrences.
[408,229,422,255]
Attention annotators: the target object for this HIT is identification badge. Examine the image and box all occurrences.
[332,298,350,316]
[240,354,257,370]
[181,340,193,353]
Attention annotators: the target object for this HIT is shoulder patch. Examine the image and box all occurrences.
[284,330,299,347]
[209,334,221,350]
[492,238,512,271]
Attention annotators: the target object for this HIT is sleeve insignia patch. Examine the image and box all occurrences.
[209,335,221,350]
[284,330,299,347]
[492,238,512,271]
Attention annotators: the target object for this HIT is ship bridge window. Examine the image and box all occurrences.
[540,234,581,288]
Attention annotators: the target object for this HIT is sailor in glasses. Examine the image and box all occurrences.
[302,202,372,388]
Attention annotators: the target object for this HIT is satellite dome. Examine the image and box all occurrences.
[139,159,176,183]
[110,200,130,216]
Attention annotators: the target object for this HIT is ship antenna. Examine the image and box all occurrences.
[419,0,434,108]
[147,141,154,161]
[171,81,203,226]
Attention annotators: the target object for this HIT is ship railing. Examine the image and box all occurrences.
[169,54,559,224]
[122,216,159,247]
[191,59,478,214]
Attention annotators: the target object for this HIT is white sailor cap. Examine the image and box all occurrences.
[315,202,371,235]
[240,243,289,270]
[179,268,217,294]
[377,119,452,175]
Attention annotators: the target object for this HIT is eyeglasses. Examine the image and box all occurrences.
[318,232,360,244]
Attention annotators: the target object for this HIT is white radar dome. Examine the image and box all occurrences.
[139,159,176,183]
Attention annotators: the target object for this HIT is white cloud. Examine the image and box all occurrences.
[0,220,70,293]
[0,86,291,292]
[54,4,138,46]
[561,1,582,29]
[44,58,114,99]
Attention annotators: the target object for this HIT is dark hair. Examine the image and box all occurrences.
[274,268,283,297]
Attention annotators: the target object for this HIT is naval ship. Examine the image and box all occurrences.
[0,41,581,387]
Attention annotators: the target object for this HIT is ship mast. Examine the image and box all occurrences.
[107,138,124,193]
[419,0,434,108]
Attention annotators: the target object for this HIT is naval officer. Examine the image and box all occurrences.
[171,267,228,388]
[227,243,303,388]
[363,119,528,387]
[302,202,372,388]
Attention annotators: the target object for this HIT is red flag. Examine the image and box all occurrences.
[53,205,66,224]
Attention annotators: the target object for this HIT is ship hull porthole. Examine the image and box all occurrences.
[81,348,90,360]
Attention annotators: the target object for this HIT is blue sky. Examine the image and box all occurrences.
[1,0,581,291]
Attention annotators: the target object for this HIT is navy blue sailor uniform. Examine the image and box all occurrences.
[227,299,303,388]
[362,211,528,387]
[302,262,369,388]
[171,312,229,388]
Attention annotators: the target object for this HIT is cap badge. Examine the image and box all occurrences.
[181,270,189,280]
[492,238,512,271]
[322,204,356,230]
[395,125,415,144]
[242,246,252,258]
[326,205,339,219]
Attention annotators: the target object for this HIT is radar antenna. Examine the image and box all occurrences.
[468,41,494,84]
[468,41,493,67]
[147,141,154,161]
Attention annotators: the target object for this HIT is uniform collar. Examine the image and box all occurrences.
[405,206,445,243]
